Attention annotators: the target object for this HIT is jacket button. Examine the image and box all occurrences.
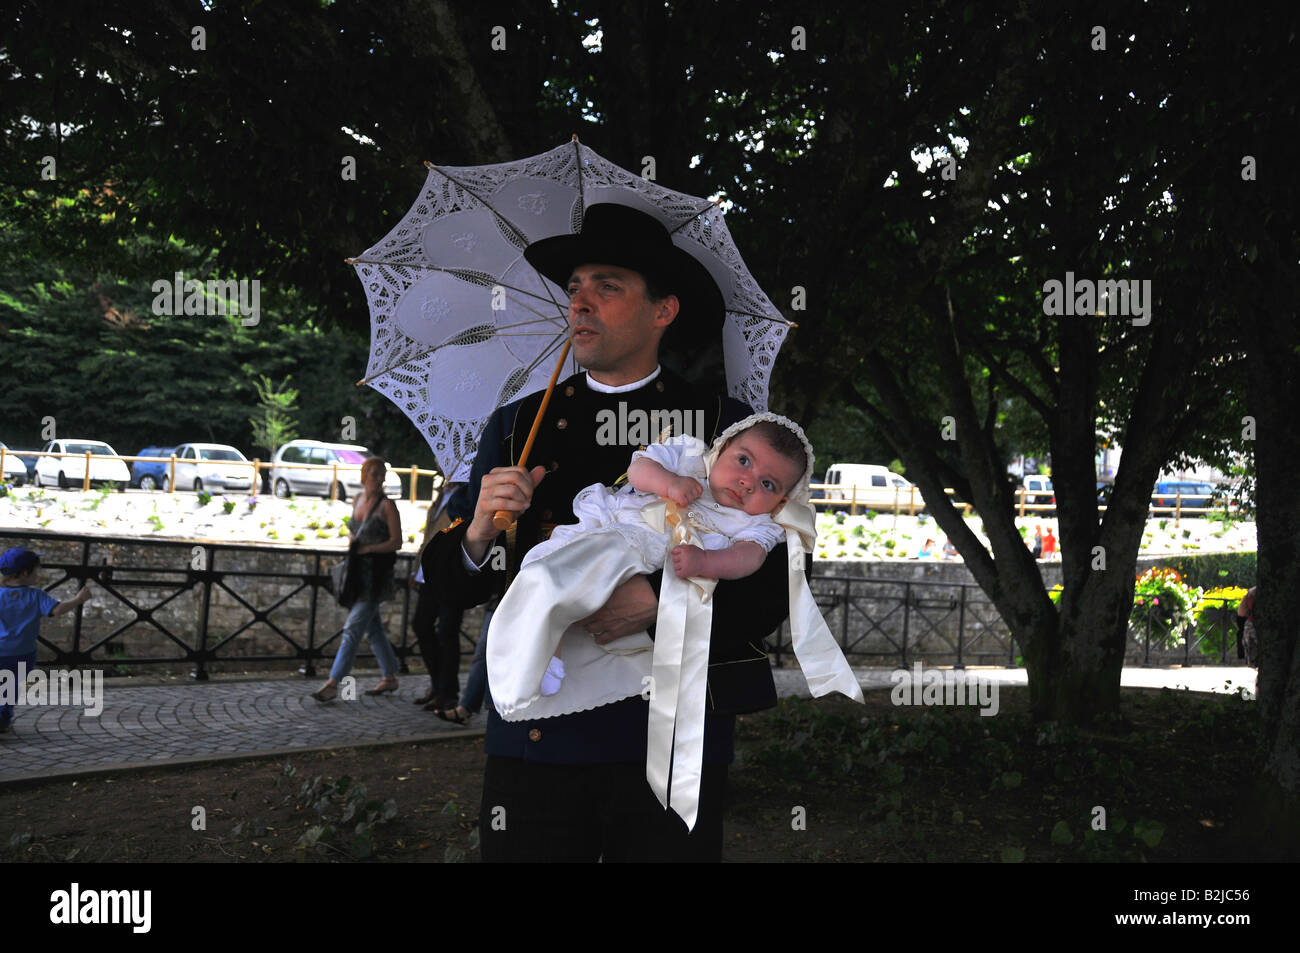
[556,418,568,430]
[564,385,575,397]
[528,728,542,742]
[656,380,665,392]
[550,461,560,472]
[542,509,553,520]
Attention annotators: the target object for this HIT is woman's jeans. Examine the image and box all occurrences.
[330,600,399,681]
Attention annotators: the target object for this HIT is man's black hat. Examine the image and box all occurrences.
[524,204,725,343]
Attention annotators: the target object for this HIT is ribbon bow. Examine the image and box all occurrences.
[640,495,864,831]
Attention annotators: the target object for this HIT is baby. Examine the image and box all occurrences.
[487,414,808,720]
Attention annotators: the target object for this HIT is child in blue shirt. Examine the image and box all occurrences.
[0,547,91,732]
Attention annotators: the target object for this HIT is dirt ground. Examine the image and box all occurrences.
[0,685,1276,863]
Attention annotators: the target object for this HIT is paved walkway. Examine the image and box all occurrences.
[0,666,1257,784]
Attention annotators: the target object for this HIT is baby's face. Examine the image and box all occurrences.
[708,433,803,516]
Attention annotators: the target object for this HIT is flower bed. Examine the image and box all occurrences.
[0,485,425,550]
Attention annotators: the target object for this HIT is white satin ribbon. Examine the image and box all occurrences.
[642,496,862,832]
[643,500,715,831]
[777,500,866,703]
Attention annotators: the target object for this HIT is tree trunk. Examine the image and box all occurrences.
[1024,626,1126,723]
[1239,285,1300,858]
[1028,578,1130,723]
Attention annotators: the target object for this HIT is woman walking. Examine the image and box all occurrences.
[312,457,403,701]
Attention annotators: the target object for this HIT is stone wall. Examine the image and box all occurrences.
[9,529,1238,673]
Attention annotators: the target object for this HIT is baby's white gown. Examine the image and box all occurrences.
[486,435,784,720]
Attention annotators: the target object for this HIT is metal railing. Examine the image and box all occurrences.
[0,528,434,680]
[1128,599,1245,667]
[4,529,1245,680]
[766,574,1021,668]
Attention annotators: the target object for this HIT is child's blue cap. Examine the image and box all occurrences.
[0,547,40,576]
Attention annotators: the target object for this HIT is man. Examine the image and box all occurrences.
[424,203,792,861]
[410,483,466,711]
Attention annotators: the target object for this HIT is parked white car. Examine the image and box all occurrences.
[34,439,131,490]
[162,443,254,493]
[1,441,28,486]
[269,440,401,500]
[818,463,922,512]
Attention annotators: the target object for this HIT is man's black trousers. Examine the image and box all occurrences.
[479,755,727,862]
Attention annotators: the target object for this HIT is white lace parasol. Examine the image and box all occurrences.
[350,138,793,482]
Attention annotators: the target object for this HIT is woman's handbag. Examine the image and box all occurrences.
[329,554,355,608]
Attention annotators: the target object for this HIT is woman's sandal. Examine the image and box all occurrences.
[435,707,471,725]
[364,677,399,696]
[311,685,338,703]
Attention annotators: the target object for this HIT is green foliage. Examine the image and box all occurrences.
[284,770,398,860]
[1076,814,1166,861]
[0,231,437,476]
[248,375,300,459]
[747,690,1255,861]
[1152,552,1257,590]
[1130,568,1201,650]
[82,487,113,512]
[1192,588,1247,658]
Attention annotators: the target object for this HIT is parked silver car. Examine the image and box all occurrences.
[269,440,400,500]
[162,443,254,493]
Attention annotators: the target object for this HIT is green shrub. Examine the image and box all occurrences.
[1130,568,1201,649]
[1152,552,1256,590]
[1192,587,1247,658]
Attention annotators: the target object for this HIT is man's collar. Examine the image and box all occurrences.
[584,366,661,394]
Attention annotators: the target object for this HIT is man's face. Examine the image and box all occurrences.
[565,264,677,383]
[708,432,803,516]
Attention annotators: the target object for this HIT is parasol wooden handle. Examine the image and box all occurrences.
[492,340,572,531]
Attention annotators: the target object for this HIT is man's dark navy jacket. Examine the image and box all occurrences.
[423,368,791,764]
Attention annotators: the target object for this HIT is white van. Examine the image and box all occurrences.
[818,464,922,512]
[1022,474,1055,508]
